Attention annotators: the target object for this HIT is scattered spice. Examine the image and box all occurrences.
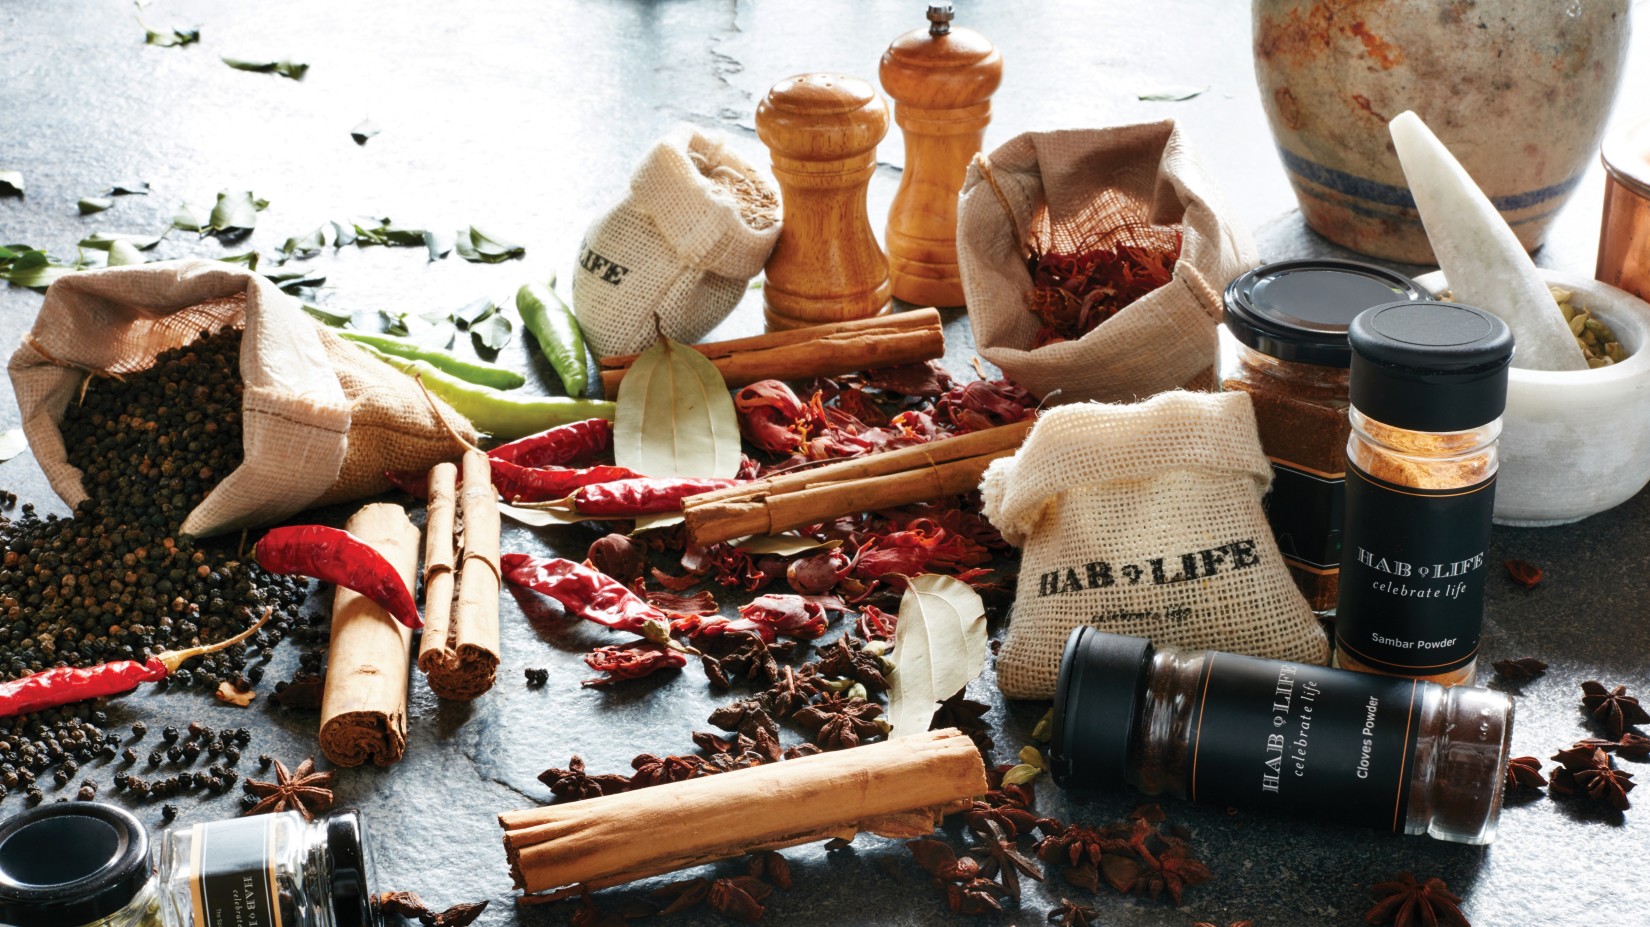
[1047,898,1103,927]
[706,875,774,922]
[241,756,334,820]
[1504,756,1546,793]
[537,756,631,801]
[1363,872,1470,927]
[1553,286,1630,368]
[1490,657,1548,684]
[272,669,326,709]
[376,890,490,927]
[587,533,648,586]
[215,680,256,707]
[582,642,689,687]
[524,668,550,688]
[1580,681,1649,738]
[1548,745,1635,811]
[1024,238,1181,347]
[1503,559,1543,588]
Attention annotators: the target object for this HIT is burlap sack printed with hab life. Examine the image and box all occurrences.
[981,390,1328,699]
[572,125,782,358]
[8,259,475,539]
[957,120,1257,404]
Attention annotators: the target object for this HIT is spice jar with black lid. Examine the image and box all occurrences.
[1048,627,1514,845]
[0,802,158,927]
[1222,259,1427,613]
[1333,301,1513,687]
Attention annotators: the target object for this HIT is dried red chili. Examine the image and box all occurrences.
[490,458,642,504]
[0,609,271,718]
[582,642,689,687]
[489,418,613,467]
[254,525,421,629]
[501,553,672,643]
[568,477,742,517]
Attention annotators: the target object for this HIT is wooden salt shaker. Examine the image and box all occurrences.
[755,73,891,330]
[880,2,1001,307]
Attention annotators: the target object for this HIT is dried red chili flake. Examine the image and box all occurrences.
[1023,237,1180,348]
[582,642,689,687]
[1503,559,1543,588]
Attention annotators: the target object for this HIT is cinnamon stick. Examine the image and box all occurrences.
[499,728,986,896]
[417,453,502,700]
[319,503,420,768]
[681,419,1033,546]
[599,308,945,397]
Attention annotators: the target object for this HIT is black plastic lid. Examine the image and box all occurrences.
[1348,301,1513,432]
[1048,627,1154,790]
[1224,260,1426,368]
[0,802,150,927]
[326,810,377,927]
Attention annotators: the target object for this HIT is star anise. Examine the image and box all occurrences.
[782,743,821,760]
[816,637,890,693]
[1581,680,1650,738]
[1616,732,1650,759]
[241,757,333,821]
[651,877,711,916]
[717,634,793,689]
[569,893,627,927]
[1035,822,1112,869]
[1550,750,1636,811]
[706,876,773,922]
[1116,842,1212,906]
[708,698,781,740]
[1504,756,1546,792]
[537,756,631,801]
[746,850,793,889]
[1489,657,1547,683]
[1364,872,1470,927]
[1048,898,1103,927]
[966,818,1043,898]
[1552,741,1616,770]
[944,878,1009,915]
[930,689,994,755]
[906,837,981,883]
[793,694,889,750]
[762,664,824,719]
[629,753,706,789]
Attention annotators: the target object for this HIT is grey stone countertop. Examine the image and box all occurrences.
[1,2,1645,925]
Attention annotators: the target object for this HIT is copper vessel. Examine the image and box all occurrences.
[1599,116,1650,303]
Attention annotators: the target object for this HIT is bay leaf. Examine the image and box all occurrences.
[222,57,308,81]
[498,502,584,527]
[209,190,261,233]
[78,197,114,215]
[215,251,260,270]
[1138,84,1207,102]
[453,226,524,263]
[350,118,380,145]
[886,574,987,738]
[0,171,23,196]
[471,311,514,352]
[733,535,841,556]
[0,429,29,462]
[614,336,741,479]
[106,240,145,266]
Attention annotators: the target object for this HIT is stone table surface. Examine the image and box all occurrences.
[1,2,1647,926]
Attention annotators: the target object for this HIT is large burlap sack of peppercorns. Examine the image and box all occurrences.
[956,120,1255,404]
[980,390,1328,699]
[8,259,475,538]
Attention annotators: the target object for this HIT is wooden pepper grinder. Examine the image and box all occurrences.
[880,2,1002,307]
[755,73,891,331]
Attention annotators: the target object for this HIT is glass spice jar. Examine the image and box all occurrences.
[1049,627,1514,845]
[157,810,381,927]
[0,802,159,927]
[1333,302,1512,687]
[1222,260,1427,613]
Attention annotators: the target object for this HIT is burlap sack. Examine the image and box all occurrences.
[572,125,781,357]
[8,259,474,538]
[981,390,1327,699]
[957,121,1257,403]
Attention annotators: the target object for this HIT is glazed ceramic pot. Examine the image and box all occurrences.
[1416,268,1650,527]
[1253,0,1631,264]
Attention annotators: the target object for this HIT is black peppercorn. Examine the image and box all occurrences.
[121,747,137,764]
[257,753,272,769]
[239,793,258,811]
[162,726,179,743]
[131,721,147,738]
[161,803,177,821]
[147,751,162,767]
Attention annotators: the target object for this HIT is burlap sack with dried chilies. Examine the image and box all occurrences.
[573,125,782,358]
[8,259,475,538]
[981,390,1328,699]
[956,120,1256,403]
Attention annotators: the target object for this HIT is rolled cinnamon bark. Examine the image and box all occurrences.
[319,503,421,767]
[418,450,501,700]
[599,308,946,396]
[499,727,986,896]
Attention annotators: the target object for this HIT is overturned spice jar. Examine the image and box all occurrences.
[1049,627,1514,845]
[1222,259,1427,613]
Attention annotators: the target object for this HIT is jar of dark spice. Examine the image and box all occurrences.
[1049,627,1514,845]
[1222,260,1427,612]
[0,802,159,927]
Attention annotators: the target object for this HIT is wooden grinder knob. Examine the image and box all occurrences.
[755,73,892,331]
[880,2,1002,307]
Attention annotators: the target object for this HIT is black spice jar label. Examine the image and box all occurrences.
[1265,459,1344,572]
[1334,463,1495,676]
[1188,652,1423,832]
[192,815,279,927]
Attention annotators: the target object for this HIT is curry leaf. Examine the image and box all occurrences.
[423,229,454,261]
[352,218,425,247]
[106,240,145,266]
[0,171,23,196]
[454,297,496,327]
[302,302,351,326]
[263,269,326,297]
[614,336,742,480]
[80,231,164,251]
[470,311,514,352]
[0,429,28,463]
[330,220,358,247]
[209,190,263,234]
[216,251,260,270]
[1138,84,1207,102]
[172,201,209,232]
[350,119,380,144]
[386,308,455,350]
[1,250,76,290]
[279,226,327,260]
[886,574,988,737]
[108,181,150,196]
[221,57,308,81]
[453,226,524,263]
[78,197,114,215]
[142,22,199,47]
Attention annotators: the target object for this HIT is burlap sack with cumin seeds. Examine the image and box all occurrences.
[981,390,1328,699]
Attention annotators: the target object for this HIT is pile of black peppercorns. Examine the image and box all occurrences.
[0,327,316,804]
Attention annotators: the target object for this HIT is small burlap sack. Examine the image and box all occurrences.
[957,120,1257,403]
[8,259,475,538]
[572,125,781,357]
[981,390,1327,699]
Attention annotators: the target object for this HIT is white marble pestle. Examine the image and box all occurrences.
[1389,110,1588,371]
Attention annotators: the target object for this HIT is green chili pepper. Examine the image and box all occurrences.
[338,330,526,390]
[516,281,590,396]
[357,345,613,439]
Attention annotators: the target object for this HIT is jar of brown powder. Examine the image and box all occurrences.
[1049,627,1514,845]
[1222,260,1426,612]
